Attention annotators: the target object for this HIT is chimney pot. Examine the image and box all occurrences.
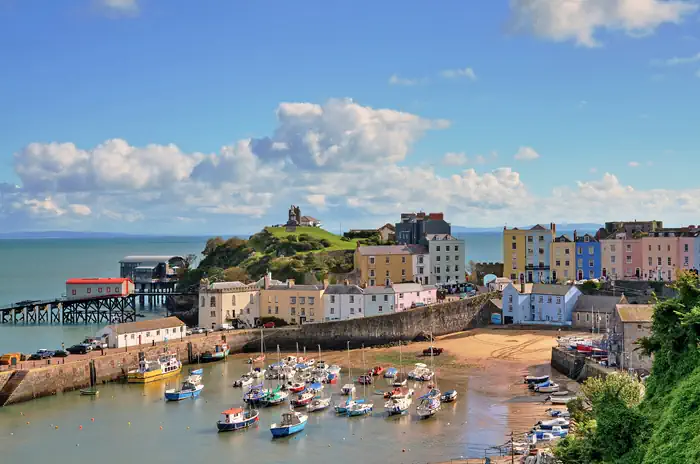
[287,279,295,288]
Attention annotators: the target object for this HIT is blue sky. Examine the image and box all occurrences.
[1,0,700,234]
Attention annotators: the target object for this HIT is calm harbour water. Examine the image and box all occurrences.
[0,233,502,354]
[0,357,536,463]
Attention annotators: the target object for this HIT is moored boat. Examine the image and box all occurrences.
[306,382,323,394]
[537,418,570,429]
[383,367,398,378]
[347,402,373,417]
[546,395,576,405]
[524,374,549,385]
[392,374,408,387]
[416,396,441,418]
[369,366,384,376]
[546,408,570,418]
[357,374,373,385]
[384,396,411,415]
[327,365,341,375]
[262,386,289,406]
[233,372,254,388]
[335,398,362,414]
[243,384,269,405]
[291,391,314,407]
[535,383,559,393]
[189,368,203,375]
[270,410,308,438]
[250,367,266,379]
[440,390,458,403]
[127,353,181,384]
[80,387,99,396]
[200,343,229,363]
[165,375,204,401]
[217,407,259,432]
[341,383,356,395]
[286,382,306,393]
[306,397,332,412]
[384,387,402,399]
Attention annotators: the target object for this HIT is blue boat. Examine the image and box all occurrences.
[531,427,568,439]
[334,398,364,414]
[346,402,373,417]
[270,411,308,438]
[383,367,398,378]
[201,343,230,363]
[243,384,269,405]
[164,375,204,401]
[217,407,259,432]
[190,368,203,375]
[440,390,458,403]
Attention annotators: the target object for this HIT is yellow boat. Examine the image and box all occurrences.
[127,353,182,384]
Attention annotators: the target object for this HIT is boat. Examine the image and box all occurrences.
[335,398,362,414]
[347,402,373,417]
[217,407,259,432]
[250,367,266,379]
[270,410,308,438]
[524,374,550,385]
[165,375,204,401]
[200,343,229,363]
[392,387,414,399]
[279,366,296,380]
[262,386,289,406]
[535,383,559,393]
[285,355,298,365]
[392,374,408,387]
[551,390,570,396]
[265,369,280,380]
[440,390,458,403]
[531,425,568,439]
[291,391,314,407]
[408,363,434,381]
[369,366,383,376]
[286,382,306,393]
[306,382,323,394]
[127,353,182,384]
[416,396,441,418]
[252,355,265,363]
[383,367,398,378]
[384,387,402,399]
[243,384,269,405]
[341,383,356,395]
[189,368,203,375]
[80,387,99,396]
[529,379,551,390]
[546,395,576,405]
[546,408,570,418]
[357,374,373,385]
[306,358,316,367]
[384,396,411,415]
[327,365,341,375]
[538,418,570,430]
[306,397,332,412]
[233,372,254,388]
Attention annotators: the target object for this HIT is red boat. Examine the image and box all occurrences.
[252,355,265,363]
[358,374,373,385]
[291,391,314,407]
[576,344,593,353]
[369,366,384,376]
[384,387,401,399]
[288,382,306,393]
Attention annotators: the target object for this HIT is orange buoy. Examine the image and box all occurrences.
[91,418,95,422]
[159,426,163,430]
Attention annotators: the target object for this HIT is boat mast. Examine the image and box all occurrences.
[362,343,367,398]
[277,344,281,387]
[347,341,351,382]
[318,344,321,361]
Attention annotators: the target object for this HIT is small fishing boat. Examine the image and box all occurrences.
[392,374,408,387]
[327,365,341,375]
[291,391,314,407]
[529,379,551,390]
[243,384,269,405]
[250,367,266,379]
[252,354,265,363]
[306,382,323,394]
[341,383,356,395]
[546,408,570,418]
[80,387,99,396]
[369,366,384,376]
[189,368,203,375]
[440,390,458,403]
[270,410,308,438]
[408,363,434,381]
[416,396,441,418]
[384,387,402,399]
[306,397,332,412]
[358,374,373,385]
[217,407,259,432]
[233,372,254,388]
[306,358,316,367]
[127,353,181,384]
[383,367,398,378]
[279,366,296,380]
[200,343,229,363]
[286,382,306,393]
[262,386,289,406]
[165,375,204,401]
[535,383,559,393]
[531,425,568,439]
[384,396,411,415]
[538,418,570,430]
[347,401,373,417]
[524,374,549,385]
[392,387,414,399]
[551,390,570,396]
[546,395,576,405]
[335,398,363,414]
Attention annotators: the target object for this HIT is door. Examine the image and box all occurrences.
[552,270,557,282]
[577,270,583,280]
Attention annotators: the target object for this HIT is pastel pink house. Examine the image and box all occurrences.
[393,283,437,311]
[622,238,643,279]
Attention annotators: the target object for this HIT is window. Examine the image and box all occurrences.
[300,309,306,316]
[210,296,216,307]
[668,257,672,266]
[565,248,570,255]
[512,243,517,250]
[510,273,516,280]
[455,265,459,272]
[436,267,441,274]
[565,260,570,266]
[527,236,533,243]
[399,293,404,298]
[685,244,689,252]
[385,270,390,277]
[446,265,451,272]
[538,296,543,303]
[446,255,450,261]
[106,287,111,293]
[512,261,517,270]
[508,295,513,302]
[350,308,354,314]
[246,307,250,314]
[658,257,662,266]
[330,295,335,303]
[87,288,92,294]
[418,256,424,264]
[611,267,616,276]
[611,245,616,252]
[131,334,135,339]
[370,269,375,277]
[418,266,424,274]
[309,297,314,305]
[370,279,375,286]
[371,295,376,302]
[626,256,632,264]
[348,295,355,303]
[156,330,160,336]
[527,248,534,255]
[401,269,406,276]
[436,256,441,262]
[72,289,77,296]
[556,297,561,304]
[275,306,279,314]
[589,260,594,267]
[547,296,552,303]
[436,276,441,282]
[210,311,215,317]
[577,259,583,267]
[588,246,594,255]
[290,297,296,304]
[369,257,375,264]
[384,295,388,302]
[436,246,441,251]
[539,235,544,241]
[268,306,272,314]
[378,306,383,312]
[648,244,651,251]
[555,260,561,266]
[539,248,544,255]
[299,297,306,304]
[385,256,390,264]
[146,331,151,337]
[455,245,459,251]
[401,256,406,264]
[589,270,594,278]
[446,245,451,252]
[577,247,582,255]
[98,287,103,293]
[658,245,661,252]
[668,270,672,280]
[291,308,296,315]
[685,256,689,265]
[668,245,671,252]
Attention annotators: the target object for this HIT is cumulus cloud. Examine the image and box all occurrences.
[655,52,700,66]
[388,74,423,86]
[509,0,698,47]
[514,146,540,161]
[442,152,468,166]
[441,67,477,80]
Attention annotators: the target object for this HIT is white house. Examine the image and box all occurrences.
[322,284,364,321]
[426,234,466,286]
[98,316,186,349]
[393,283,437,311]
[363,286,395,317]
[198,281,260,329]
[488,277,513,292]
[501,283,581,326]
[411,247,431,285]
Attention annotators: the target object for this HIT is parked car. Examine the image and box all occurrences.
[66,344,92,355]
[53,350,69,358]
[263,321,276,329]
[189,327,205,334]
[219,323,234,331]
[83,337,107,349]
[423,346,444,356]
[29,349,55,360]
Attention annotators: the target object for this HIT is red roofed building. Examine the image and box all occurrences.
[65,277,134,300]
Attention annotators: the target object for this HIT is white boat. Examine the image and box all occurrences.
[546,408,570,418]
[279,366,296,379]
[327,365,341,375]
[538,418,570,429]
[306,397,332,412]
[384,396,411,415]
[285,355,298,365]
[233,372,254,388]
[306,358,315,367]
[347,401,373,417]
[416,396,441,418]
[535,383,559,393]
[250,367,266,379]
[408,362,433,381]
[341,384,356,395]
[546,395,576,405]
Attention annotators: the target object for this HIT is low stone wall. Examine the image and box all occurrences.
[251,292,496,351]
[3,330,259,406]
[551,347,612,381]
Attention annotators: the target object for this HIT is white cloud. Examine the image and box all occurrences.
[509,0,698,47]
[514,146,540,161]
[657,52,700,66]
[99,0,139,14]
[441,67,477,80]
[442,152,468,166]
[388,74,423,86]
[628,161,640,167]
[306,194,327,208]
[475,155,487,164]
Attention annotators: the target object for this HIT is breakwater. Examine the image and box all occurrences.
[248,292,497,351]
[550,346,613,381]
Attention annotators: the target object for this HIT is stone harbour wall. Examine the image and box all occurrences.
[551,347,612,382]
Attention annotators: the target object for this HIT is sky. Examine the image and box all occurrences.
[1,0,700,235]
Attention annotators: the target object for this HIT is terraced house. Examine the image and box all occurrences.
[551,235,575,283]
[354,243,422,287]
[574,232,602,280]
[259,276,326,324]
[503,224,556,283]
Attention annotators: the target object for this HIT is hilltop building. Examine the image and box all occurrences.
[395,212,451,246]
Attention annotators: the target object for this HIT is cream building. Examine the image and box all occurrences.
[259,276,326,325]
[198,281,260,329]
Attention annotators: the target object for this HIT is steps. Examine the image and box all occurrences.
[0,370,29,406]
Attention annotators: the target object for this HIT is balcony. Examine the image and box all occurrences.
[525,264,550,270]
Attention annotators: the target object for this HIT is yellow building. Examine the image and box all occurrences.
[198,281,260,329]
[354,244,419,287]
[259,277,326,325]
[503,227,527,282]
[551,235,575,283]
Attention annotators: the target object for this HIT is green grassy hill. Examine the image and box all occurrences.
[263,226,359,251]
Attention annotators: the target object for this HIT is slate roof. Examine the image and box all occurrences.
[106,316,185,335]
[356,245,426,255]
[392,283,425,293]
[363,286,395,294]
[323,284,364,295]
[573,295,623,314]
[616,304,654,322]
[425,234,459,241]
[267,284,325,291]
[529,284,575,296]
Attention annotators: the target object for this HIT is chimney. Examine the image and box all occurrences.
[573,230,578,242]
[323,278,329,289]
[264,272,271,290]
[343,279,349,286]
[551,223,556,234]
[287,279,295,288]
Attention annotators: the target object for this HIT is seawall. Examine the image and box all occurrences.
[551,346,613,381]
[249,292,497,351]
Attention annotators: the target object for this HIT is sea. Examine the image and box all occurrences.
[0,233,503,354]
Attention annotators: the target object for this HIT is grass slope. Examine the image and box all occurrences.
[264,226,360,252]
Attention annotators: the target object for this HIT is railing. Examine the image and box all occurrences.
[525,264,550,270]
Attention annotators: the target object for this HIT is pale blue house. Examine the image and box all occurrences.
[502,283,582,326]
[525,224,555,283]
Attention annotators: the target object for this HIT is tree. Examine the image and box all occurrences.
[581,372,645,408]
[203,237,224,256]
[223,266,249,282]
